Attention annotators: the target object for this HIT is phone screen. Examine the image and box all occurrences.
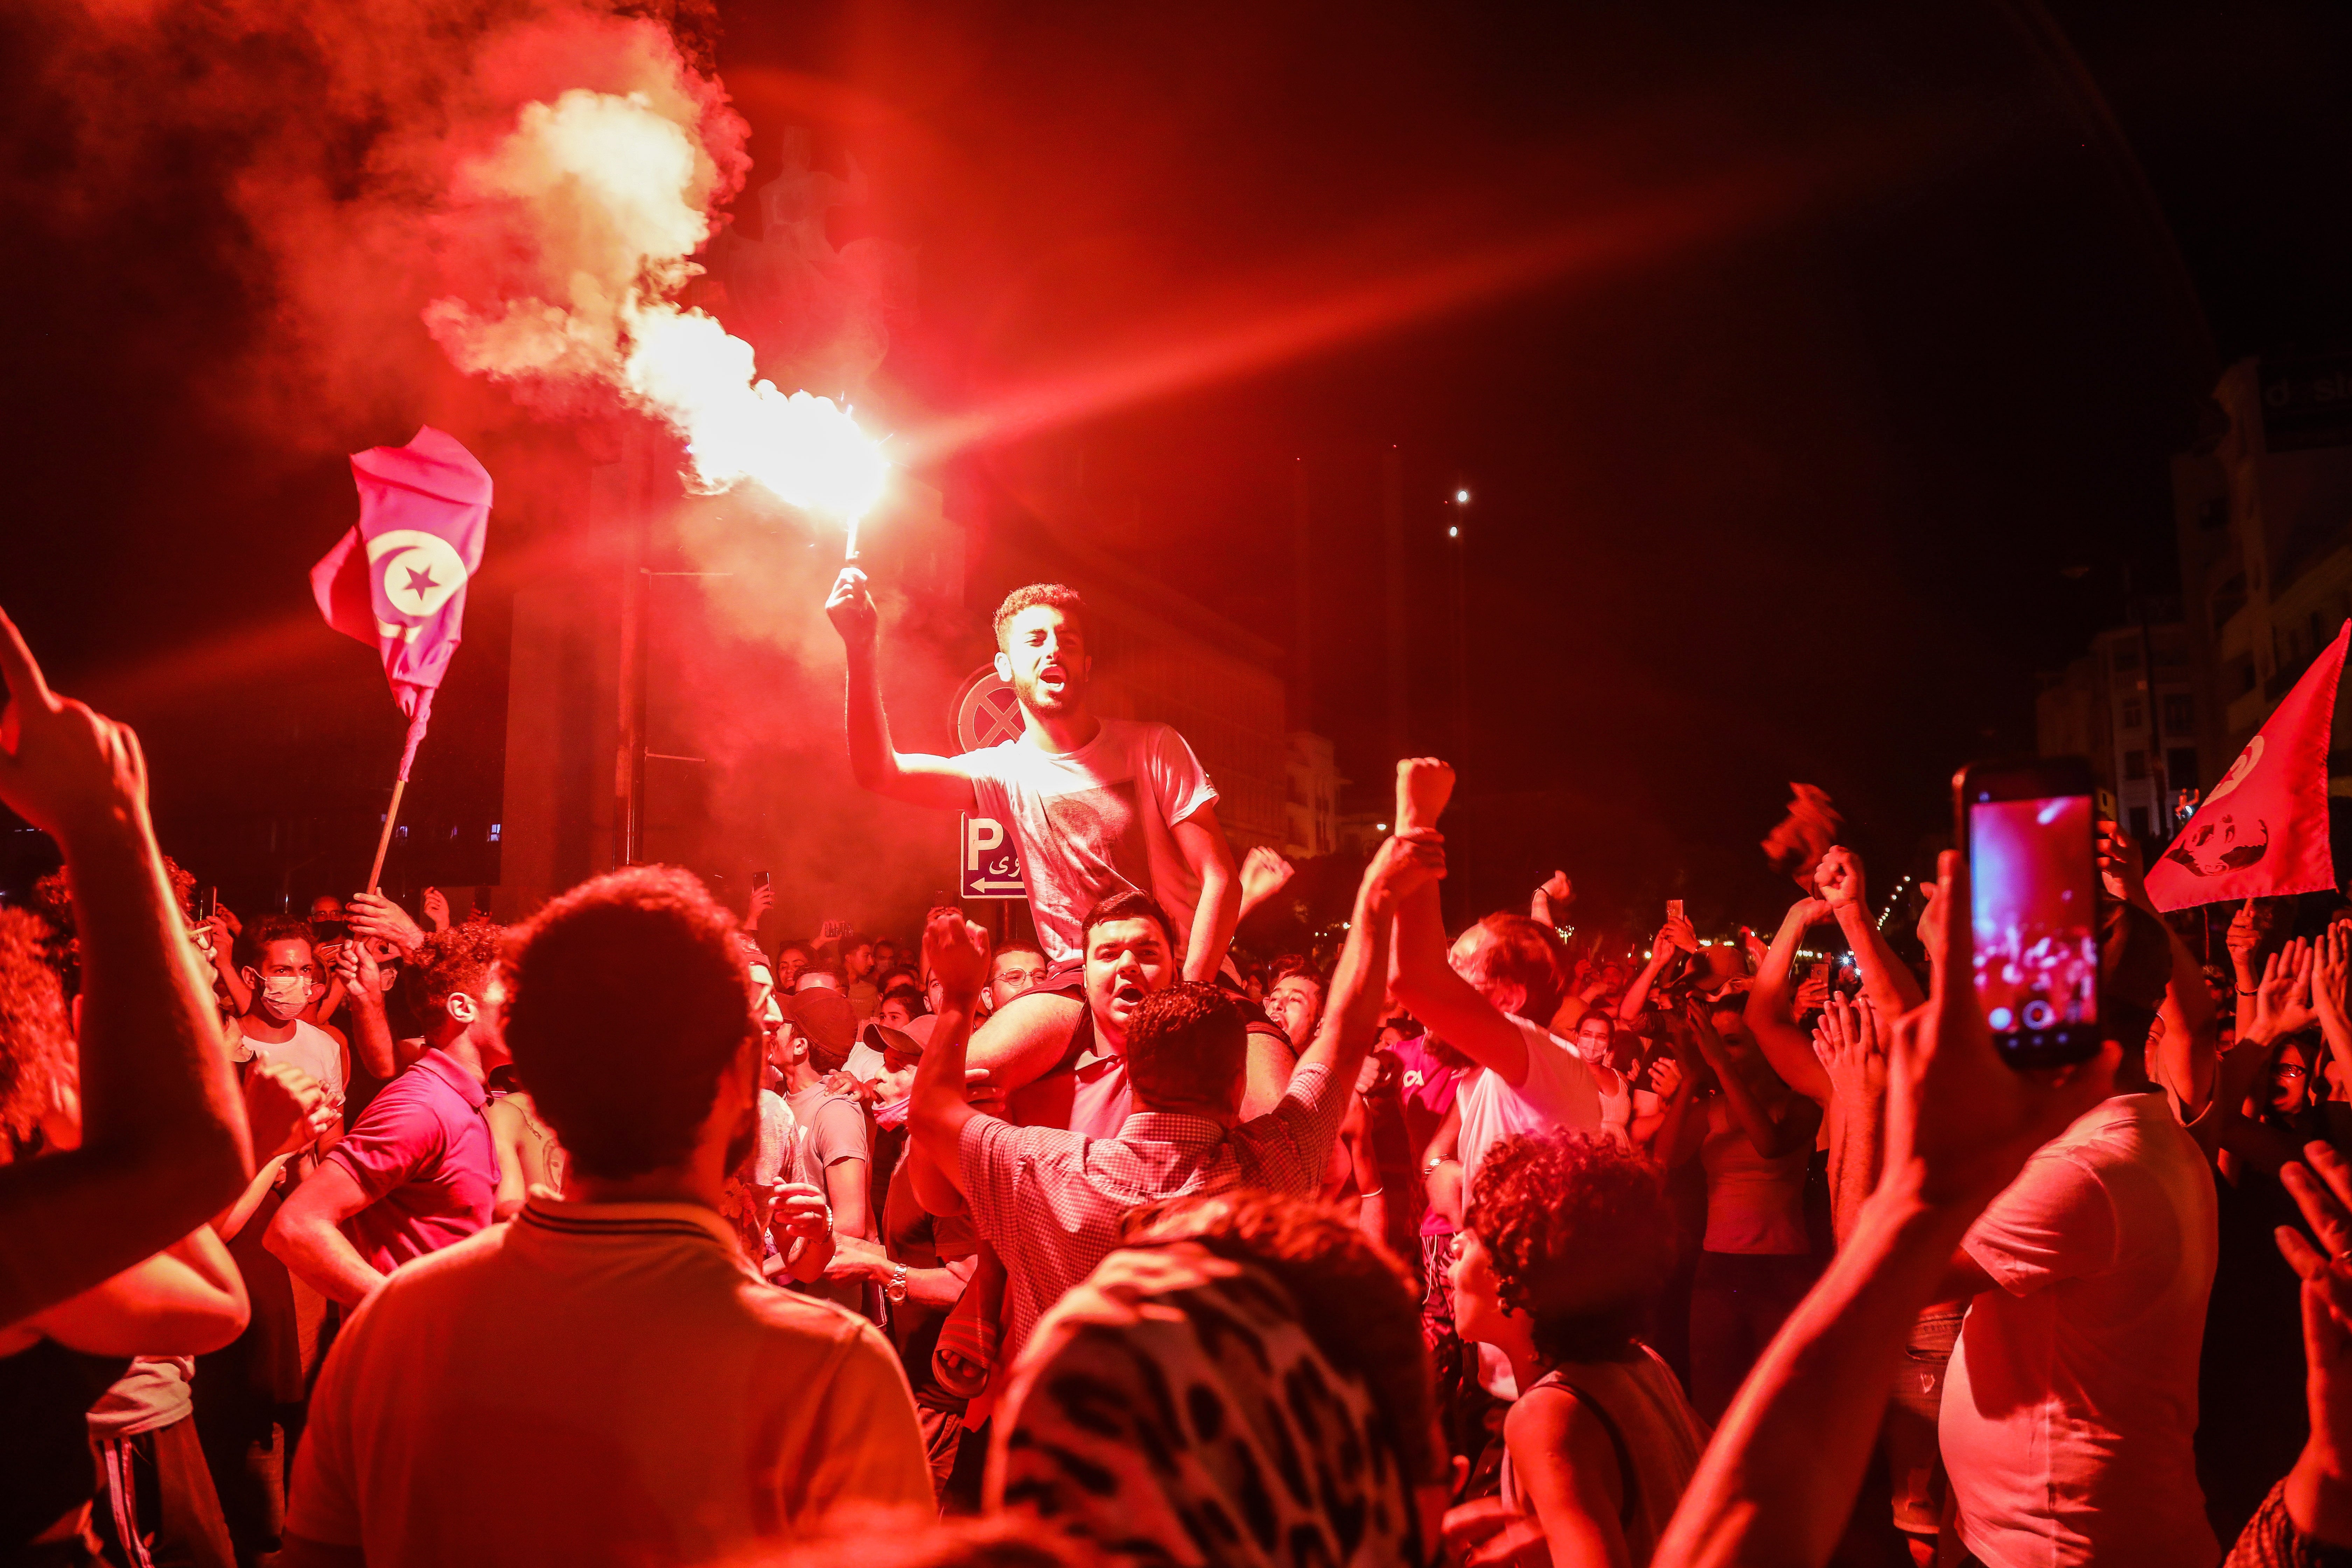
[752,870,772,893]
[1969,792,2099,1052]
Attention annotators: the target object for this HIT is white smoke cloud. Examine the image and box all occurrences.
[424,83,887,520]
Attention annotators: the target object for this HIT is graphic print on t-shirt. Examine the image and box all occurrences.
[1042,779,1152,898]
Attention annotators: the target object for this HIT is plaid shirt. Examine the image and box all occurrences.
[959,1064,1343,1366]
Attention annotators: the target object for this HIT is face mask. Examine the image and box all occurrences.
[259,973,314,1022]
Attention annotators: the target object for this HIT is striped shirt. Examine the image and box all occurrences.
[959,1064,1344,1365]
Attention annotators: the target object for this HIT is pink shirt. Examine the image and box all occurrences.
[1941,1092,2219,1568]
[325,1049,499,1279]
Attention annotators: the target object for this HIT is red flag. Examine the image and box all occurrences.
[2147,621,2348,911]
[310,427,491,780]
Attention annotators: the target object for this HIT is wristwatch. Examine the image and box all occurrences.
[885,1263,909,1303]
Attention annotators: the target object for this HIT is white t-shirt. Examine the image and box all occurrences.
[287,1199,930,1566]
[238,1018,346,1104]
[1456,1016,1603,1192]
[841,1042,887,1084]
[1941,1092,2219,1568]
[963,718,1218,968]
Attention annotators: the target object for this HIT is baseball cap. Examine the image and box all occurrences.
[862,1022,922,1065]
[782,987,857,1071]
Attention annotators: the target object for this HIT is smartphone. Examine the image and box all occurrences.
[1955,757,2102,1067]
[196,885,216,922]
[752,870,772,894]
[1666,898,1685,924]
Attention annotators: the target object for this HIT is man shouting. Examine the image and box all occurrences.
[826,572,1240,990]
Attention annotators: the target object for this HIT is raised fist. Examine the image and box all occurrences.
[1394,758,1456,836]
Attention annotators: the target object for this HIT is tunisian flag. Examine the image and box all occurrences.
[309,427,491,780]
[2147,621,2348,911]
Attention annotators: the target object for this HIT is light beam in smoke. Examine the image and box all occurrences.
[426,87,887,524]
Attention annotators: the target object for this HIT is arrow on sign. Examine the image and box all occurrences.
[967,878,1027,894]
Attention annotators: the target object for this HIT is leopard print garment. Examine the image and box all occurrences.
[992,1245,1425,1568]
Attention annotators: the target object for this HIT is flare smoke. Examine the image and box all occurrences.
[425,78,888,520]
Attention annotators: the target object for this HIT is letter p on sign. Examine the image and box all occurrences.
[959,813,1027,900]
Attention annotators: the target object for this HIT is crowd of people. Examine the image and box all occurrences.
[7,573,2352,1568]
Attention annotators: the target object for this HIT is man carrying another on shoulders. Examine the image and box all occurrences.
[825,574,1241,1078]
[907,832,1439,1366]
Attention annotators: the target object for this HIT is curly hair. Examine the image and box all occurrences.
[501,866,755,1181]
[240,916,316,971]
[1455,913,1566,1024]
[413,923,503,1006]
[31,853,198,995]
[0,909,75,1141]
[1466,1130,1679,1365]
[1123,980,1247,1111]
[991,582,1087,651]
[1118,1189,1442,1489]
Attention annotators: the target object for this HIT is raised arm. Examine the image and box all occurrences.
[826,568,980,811]
[908,908,994,1199]
[1616,924,1689,1028]
[1742,896,1835,1106]
[332,938,397,1081]
[1813,994,1888,1246]
[1236,846,1296,924]
[0,608,252,1330]
[2227,900,2264,1045]
[1690,1001,1818,1160]
[1651,850,2106,1568]
[1169,803,1240,983]
[1815,847,1925,1018]
[2100,819,2219,1120]
[1392,871,1531,1085]
[1295,834,1431,1093]
[1384,759,1541,1084]
[2200,944,2316,1174]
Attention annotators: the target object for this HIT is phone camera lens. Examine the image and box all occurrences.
[2022,999,2057,1030]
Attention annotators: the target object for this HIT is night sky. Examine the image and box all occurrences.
[4,0,2350,942]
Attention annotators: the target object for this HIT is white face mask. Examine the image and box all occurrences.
[258,973,314,1022]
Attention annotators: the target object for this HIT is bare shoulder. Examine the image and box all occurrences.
[967,987,1084,1072]
[1508,1378,1611,1451]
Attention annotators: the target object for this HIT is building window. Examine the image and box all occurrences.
[2168,748,2200,791]
[2163,694,2193,732]
[2123,749,2148,780]
[2112,645,2142,672]
[2120,699,2144,730]
[2129,805,2151,838]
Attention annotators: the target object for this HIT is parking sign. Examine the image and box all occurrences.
[960,814,1027,899]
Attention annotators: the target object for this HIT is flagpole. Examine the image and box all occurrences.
[370,693,434,895]
[367,777,407,894]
